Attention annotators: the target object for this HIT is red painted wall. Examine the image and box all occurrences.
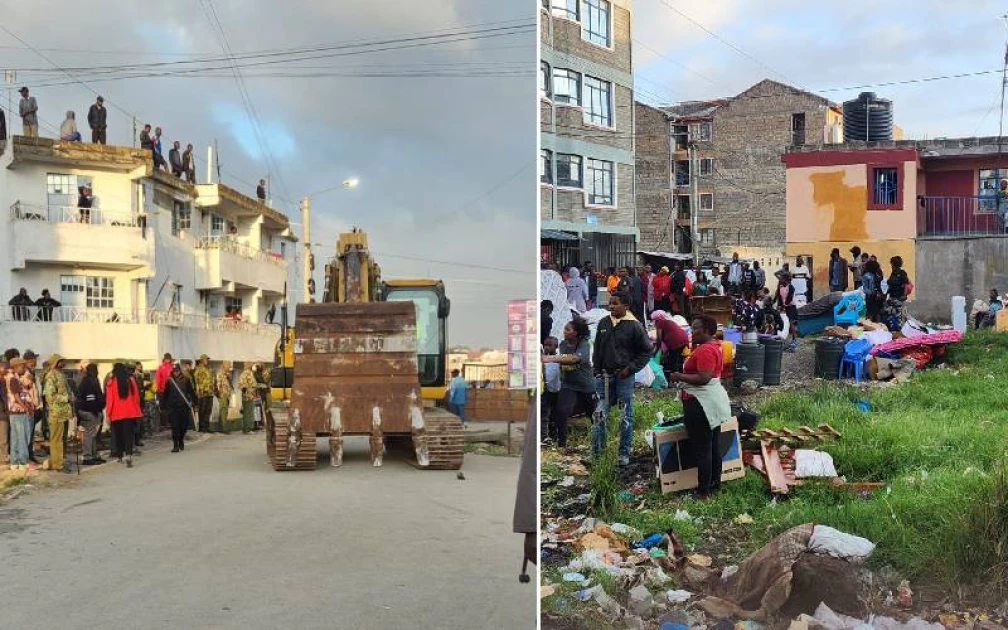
[924,169,975,197]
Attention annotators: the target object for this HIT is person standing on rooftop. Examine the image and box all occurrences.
[87,96,106,144]
[169,141,183,178]
[18,87,38,138]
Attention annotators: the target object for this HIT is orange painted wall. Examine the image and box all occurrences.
[785,161,918,243]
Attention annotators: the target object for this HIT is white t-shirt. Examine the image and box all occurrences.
[791,264,810,296]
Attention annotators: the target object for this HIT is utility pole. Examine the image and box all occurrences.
[301,196,312,304]
[998,14,1008,154]
[688,138,700,267]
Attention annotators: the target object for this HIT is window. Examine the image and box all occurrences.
[556,154,583,188]
[552,68,581,105]
[699,158,714,176]
[210,213,225,236]
[978,169,1007,212]
[172,200,191,236]
[225,296,243,315]
[583,75,612,127]
[552,0,578,20]
[582,0,611,47]
[46,173,93,215]
[540,150,554,184]
[700,193,714,210]
[791,113,806,146]
[60,275,85,307]
[586,159,615,206]
[539,61,551,97]
[672,125,689,150]
[675,160,690,186]
[691,121,712,142]
[700,228,714,245]
[86,277,114,309]
[869,166,900,209]
[675,195,690,219]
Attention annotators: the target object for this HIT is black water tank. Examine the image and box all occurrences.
[815,337,846,380]
[759,336,784,386]
[733,341,765,388]
[843,92,893,142]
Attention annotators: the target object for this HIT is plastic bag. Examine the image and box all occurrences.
[635,363,655,387]
[648,357,668,389]
[808,525,875,560]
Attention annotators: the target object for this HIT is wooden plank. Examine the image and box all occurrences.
[760,440,790,495]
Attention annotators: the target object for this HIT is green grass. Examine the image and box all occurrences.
[546,331,1008,593]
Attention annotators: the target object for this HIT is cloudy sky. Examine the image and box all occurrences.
[2,0,536,348]
[634,0,1008,138]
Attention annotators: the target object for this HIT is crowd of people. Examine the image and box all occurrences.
[0,349,272,473]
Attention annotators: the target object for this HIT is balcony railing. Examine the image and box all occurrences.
[0,305,278,336]
[195,235,285,266]
[9,201,141,227]
[917,196,1006,237]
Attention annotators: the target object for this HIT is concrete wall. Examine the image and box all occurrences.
[913,236,1008,322]
[786,239,915,300]
[785,161,918,243]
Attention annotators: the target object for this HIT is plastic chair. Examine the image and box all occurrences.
[840,337,872,383]
[833,293,866,326]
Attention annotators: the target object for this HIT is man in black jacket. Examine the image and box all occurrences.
[87,96,107,144]
[591,292,652,465]
[169,141,183,178]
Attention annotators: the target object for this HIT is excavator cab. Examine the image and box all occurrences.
[381,279,450,404]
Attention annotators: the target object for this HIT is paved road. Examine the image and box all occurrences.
[0,433,536,629]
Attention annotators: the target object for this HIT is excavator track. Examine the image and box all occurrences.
[423,409,464,470]
[270,421,317,471]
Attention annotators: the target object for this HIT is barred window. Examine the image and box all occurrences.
[211,213,225,235]
[583,75,612,127]
[86,277,114,309]
[540,150,553,184]
[556,154,583,188]
[586,159,614,206]
[582,0,611,47]
[552,68,581,105]
[172,200,191,236]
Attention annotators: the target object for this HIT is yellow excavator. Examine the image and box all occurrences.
[266,230,463,471]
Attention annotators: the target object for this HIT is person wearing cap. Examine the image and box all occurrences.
[22,350,45,460]
[215,362,234,433]
[87,96,107,144]
[238,364,258,434]
[41,354,74,472]
[194,354,215,433]
[5,357,36,470]
[18,87,38,138]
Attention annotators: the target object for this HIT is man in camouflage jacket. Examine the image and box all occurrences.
[215,362,233,433]
[41,354,73,472]
[193,354,214,433]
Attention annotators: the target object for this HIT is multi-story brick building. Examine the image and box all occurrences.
[539,0,637,272]
[637,79,844,268]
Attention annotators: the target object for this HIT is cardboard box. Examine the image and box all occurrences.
[653,417,744,493]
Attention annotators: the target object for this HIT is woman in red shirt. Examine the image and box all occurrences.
[669,314,731,498]
[105,362,142,467]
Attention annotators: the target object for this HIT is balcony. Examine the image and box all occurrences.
[8,202,151,270]
[917,196,1006,237]
[0,305,279,364]
[194,235,287,294]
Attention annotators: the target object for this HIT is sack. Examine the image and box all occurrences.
[905,279,914,296]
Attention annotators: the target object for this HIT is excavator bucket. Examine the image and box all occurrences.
[269,301,456,470]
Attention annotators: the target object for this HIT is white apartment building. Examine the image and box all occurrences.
[0,135,298,370]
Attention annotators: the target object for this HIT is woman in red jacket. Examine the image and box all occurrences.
[105,362,142,467]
